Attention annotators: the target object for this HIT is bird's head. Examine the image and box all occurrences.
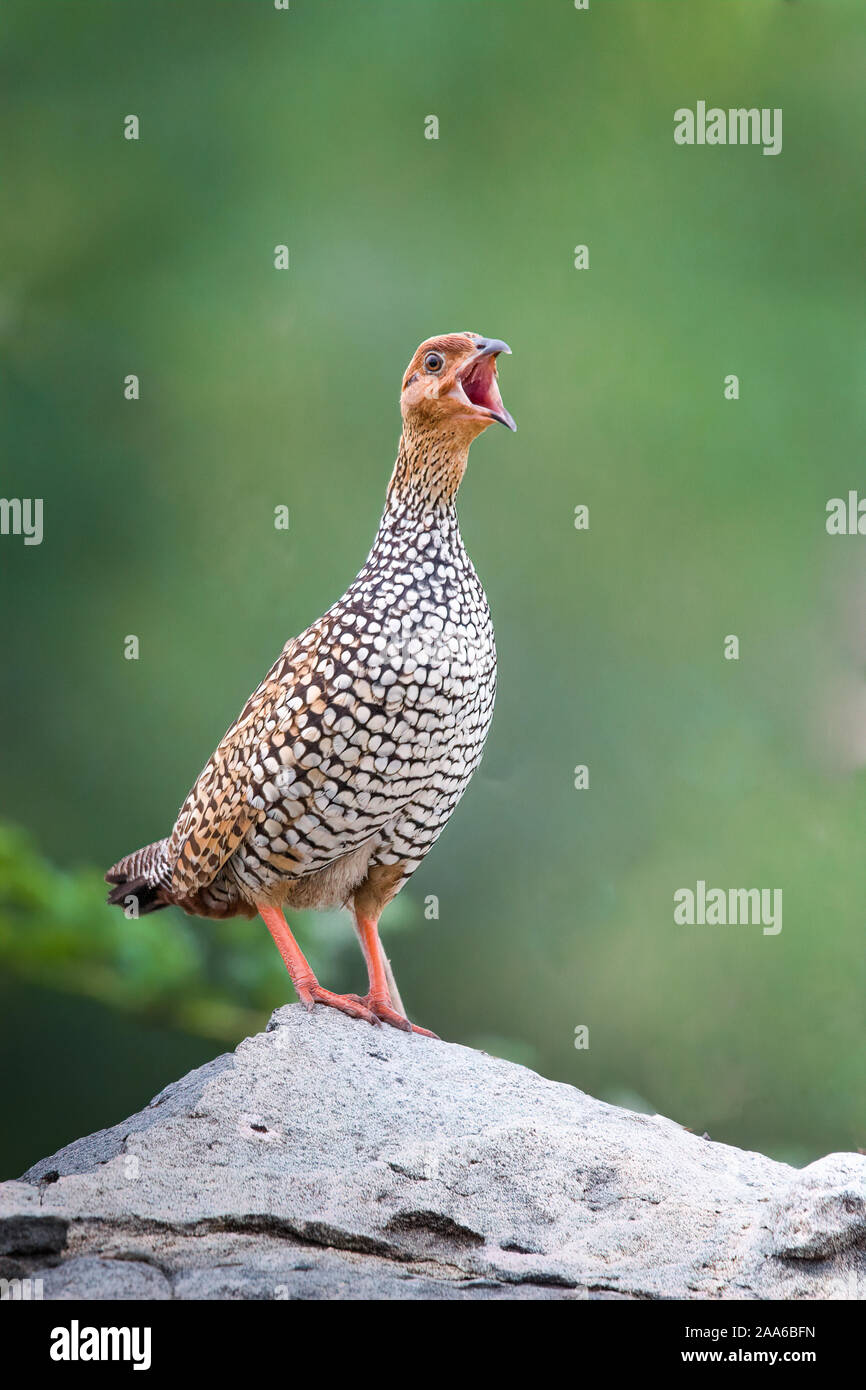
[400,332,516,444]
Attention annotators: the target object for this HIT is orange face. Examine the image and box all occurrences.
[400,332,516,441]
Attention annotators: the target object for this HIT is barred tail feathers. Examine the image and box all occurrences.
[105,838,173,915]
[105,836,256,920]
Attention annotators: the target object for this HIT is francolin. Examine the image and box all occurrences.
[107,333,515,1035]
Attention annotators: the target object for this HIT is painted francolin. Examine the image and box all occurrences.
[106,333,515,1035]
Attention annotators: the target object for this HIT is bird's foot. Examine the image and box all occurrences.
[295,981,380,1026]
[346,993,439,1038]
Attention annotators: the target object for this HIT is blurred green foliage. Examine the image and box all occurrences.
[0,820,347,1041]
[2,0,866,1171]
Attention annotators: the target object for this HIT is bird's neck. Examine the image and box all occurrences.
[359,428,473,585]
[383,424,469,522]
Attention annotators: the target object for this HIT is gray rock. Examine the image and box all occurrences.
[768,1154,866,1261]
[1,1005,863,1300]
[39,1256,173,1301]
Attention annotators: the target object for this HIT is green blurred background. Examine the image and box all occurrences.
[2,0,864,1175]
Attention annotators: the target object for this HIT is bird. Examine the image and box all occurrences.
[106,332,515,1036]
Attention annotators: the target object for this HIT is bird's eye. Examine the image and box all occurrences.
[424,351,445,373]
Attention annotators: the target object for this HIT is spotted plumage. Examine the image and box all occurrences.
[107,332,515,1033]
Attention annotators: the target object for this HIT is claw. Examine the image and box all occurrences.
[297,983,381,1026]
[348,993,439,1038]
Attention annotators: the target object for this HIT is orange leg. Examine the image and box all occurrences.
[259,904,379,1026]
[351,911,438,1038]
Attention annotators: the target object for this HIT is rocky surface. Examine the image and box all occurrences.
[1,1005,864,1300]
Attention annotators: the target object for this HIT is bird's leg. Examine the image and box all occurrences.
[381,951,406,1018]
[258,905,379,1026]
[350,910,438,1038]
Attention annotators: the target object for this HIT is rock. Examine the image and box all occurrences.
[768,1155,866,1261]
[1,1005,863,1300]
[38,1257,173,1301]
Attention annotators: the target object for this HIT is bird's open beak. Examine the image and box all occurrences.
[454,339,516,432]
